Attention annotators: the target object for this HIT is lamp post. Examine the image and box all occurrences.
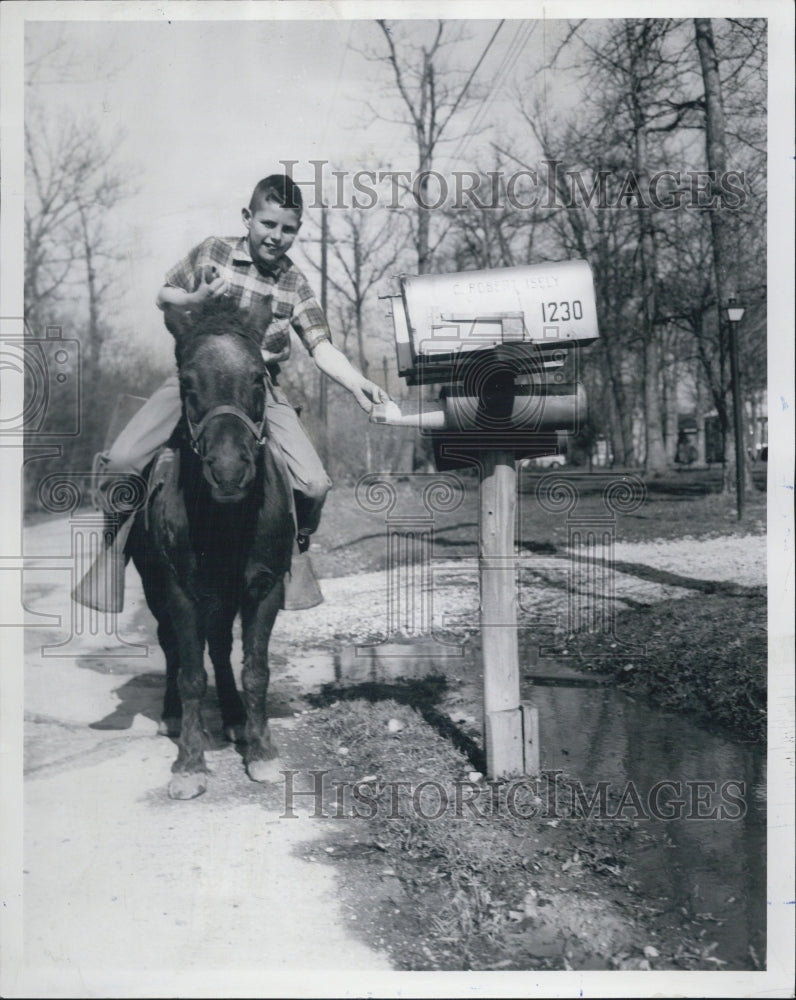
[726,297,746,520]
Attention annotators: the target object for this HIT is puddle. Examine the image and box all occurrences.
[283,638,765,970]
[521,679,765,968]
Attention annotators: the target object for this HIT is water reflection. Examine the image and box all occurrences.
[525,681,766,968]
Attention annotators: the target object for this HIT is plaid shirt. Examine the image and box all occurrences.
[164,236,331,358]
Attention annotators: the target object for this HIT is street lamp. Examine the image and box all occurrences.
[726,296,746,520]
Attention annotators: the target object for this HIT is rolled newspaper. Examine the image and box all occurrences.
[369,400,446,429]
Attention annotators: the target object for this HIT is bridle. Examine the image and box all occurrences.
[185,376,269,456]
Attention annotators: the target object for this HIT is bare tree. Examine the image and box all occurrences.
[24,37,137,502]
[306,205,409,379]
[25,111,134,392]
[656,172,764,474]
[441,155,542,272]
[403,16,765,479]
[367,19,496,274]
[555,19,693,474]
[496,113,644,466]
[505,17,768,474]
[694,17,760,495]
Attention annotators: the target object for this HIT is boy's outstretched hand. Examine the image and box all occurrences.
[312,341,391,413]
[349,376,390,414]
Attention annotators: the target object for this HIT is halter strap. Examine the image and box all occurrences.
[186,404,268,453]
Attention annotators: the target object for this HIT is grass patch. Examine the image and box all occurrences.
[566,594,767,742]
[305,699,678,971]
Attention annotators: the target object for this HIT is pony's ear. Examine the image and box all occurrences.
[162,302,189,344]
[163,266,219,343]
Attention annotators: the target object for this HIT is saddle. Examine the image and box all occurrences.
[73,427,322,613]
[145,442,322,611]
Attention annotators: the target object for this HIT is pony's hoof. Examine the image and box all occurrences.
[158,717,181,737]
[246,758,283,784]
[168,772,207,799]
[224,724,247,744]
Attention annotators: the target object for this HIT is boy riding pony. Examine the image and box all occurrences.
[78,174,388,612]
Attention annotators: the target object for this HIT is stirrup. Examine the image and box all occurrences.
[71,513,135,613]
[282,544,323,610]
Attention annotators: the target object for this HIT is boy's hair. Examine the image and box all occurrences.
[249,174,303,217]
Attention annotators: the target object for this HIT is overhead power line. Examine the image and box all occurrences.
[436,19,506,141]
[448,20,538,170]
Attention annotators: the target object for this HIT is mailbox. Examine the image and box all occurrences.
[386,259,599,385]
[377,260,599,470]
[373,261,601,775]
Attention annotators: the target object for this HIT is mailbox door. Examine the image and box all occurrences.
[402,260,599,364]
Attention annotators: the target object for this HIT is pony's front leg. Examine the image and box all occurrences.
[206,595,246,743]
[240,577,284,783]
[166,583,209,799]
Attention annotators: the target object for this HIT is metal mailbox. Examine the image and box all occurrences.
[386,259,599,386]
[372,261,602,775]
[376,260,599,470]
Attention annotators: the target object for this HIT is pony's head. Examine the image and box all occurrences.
[164,295,271,503]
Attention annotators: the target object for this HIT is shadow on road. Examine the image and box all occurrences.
[86,672,235,742]
[87,672,166,731]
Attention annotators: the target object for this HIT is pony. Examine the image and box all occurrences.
[127,293,294,799]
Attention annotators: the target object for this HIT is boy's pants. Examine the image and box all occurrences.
[102,375,331,536]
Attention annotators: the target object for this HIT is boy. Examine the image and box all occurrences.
[80,174,389,611]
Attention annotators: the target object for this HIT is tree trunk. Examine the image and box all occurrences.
[79,204,105,456]
[416,182,432,275]
[599,341,631,465]
[695,357,707,466]
[634,134,668,474]
[355,305,369,379]
[642,333,669,474]
[694,18,750,499]
[662,340,680,464]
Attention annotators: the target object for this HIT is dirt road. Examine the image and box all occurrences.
[10,517,392,998]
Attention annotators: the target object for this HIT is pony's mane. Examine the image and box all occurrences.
[168,297,268,367]
[184,297,264,349]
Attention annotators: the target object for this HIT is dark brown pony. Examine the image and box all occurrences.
[128,294,294,799]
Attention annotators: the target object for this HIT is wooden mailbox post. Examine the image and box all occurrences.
[479,448,532,777]
[374,261,599,778]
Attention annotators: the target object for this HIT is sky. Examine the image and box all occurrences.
[21,13,549,364]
